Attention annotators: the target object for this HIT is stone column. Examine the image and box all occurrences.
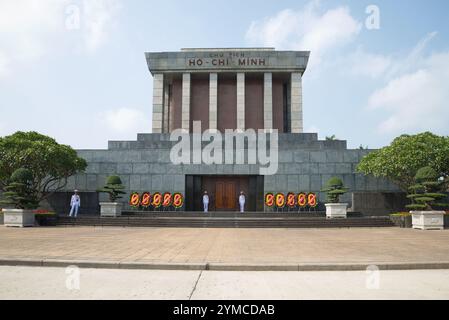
[169,84,175,132]
[152,73,164,133]
[264,72,273,130]
[236,73,245,130]
[291,72,303,133]
[286,81,291,133]
[182,73,191,132]
[209,73,218,131]
[163,83,170,133]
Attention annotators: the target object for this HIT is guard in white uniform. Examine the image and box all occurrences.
[69,190,81,218]
[239,191,246,213]
[203,191,209,213]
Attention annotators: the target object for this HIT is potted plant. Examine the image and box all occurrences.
[97,175,126,217]
[321,177,349,219]
[389,212,412,228]
[407,166,448,230]
[0,168,39,227]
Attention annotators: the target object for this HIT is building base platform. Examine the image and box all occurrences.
[56,212,394,228]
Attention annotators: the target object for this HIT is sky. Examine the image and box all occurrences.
[0,0,448,150]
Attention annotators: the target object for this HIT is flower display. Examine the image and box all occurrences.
[173,193,184,208]
[265,193,275,207]
[129,192,140,207]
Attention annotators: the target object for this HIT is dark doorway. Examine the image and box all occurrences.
[185,175,264,212]
[214,177,238,211]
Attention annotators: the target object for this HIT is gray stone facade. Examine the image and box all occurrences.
[146,48,310,133]
[65,133,399,212]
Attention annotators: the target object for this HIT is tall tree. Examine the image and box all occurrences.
[357,132,449,191]
[0,131,87,202]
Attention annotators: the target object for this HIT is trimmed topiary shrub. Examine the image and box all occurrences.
[406,166,448,211]
[321,177,348,203]
[97,175,126,202]
[0,168,39,209]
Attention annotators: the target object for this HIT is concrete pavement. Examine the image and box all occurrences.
[0,226,449,270]
[1,266,448,300]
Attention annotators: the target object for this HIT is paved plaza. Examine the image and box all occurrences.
[0,226,448,268]
[1,266,449,300]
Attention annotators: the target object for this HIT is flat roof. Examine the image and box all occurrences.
[181,47,276,52]
[145,48,310,75]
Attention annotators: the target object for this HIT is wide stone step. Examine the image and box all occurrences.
[56,215,394,228]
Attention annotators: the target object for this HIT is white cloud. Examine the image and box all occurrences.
[0,0,68,69]
[102,108,149,134]
[343,32,437,81]
[368,50,449,134]
[83,0,121,53]
[0,0,121,77]
[245,1,362,67]
[385,31,437,79]
[346,48,392,79]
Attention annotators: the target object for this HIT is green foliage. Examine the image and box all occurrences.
[97,175,126,202]
[357,132,449,191]
[11,167,33,182]
[321,177,348,203]
[415,166,439,182]
[106,175,122,185]
[0,168,39,209]
[0,131,87,203]
[325,135,337,141]
[390,212,412,217]
[406,166,448,211]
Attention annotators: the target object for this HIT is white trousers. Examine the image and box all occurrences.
[203,202,209,212]
[69,204,79,217]
[239,202,245,213]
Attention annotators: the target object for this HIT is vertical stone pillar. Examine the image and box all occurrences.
[169,84,175,132]
[163,83,170,133]
[152,73,164,133]
[264,72,273,130]
[291,72,303,133]
[286,82,291,133]
[209,73,218,131]
[182,73,191,132]
[236,73,245,130]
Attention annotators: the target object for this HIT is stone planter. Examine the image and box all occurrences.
[390,215,412,228]
[411,211,444,230]
[325,203,348,219]
[100,202,122,217]
[3,209,35,227]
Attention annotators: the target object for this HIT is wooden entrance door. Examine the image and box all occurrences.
[215,179,236,211]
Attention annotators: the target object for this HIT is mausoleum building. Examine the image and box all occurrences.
[60,48,401,214]
[147,48,307,134]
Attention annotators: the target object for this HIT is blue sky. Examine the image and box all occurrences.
[1,0,448,149]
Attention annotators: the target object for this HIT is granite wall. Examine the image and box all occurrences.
[60,133,400,214]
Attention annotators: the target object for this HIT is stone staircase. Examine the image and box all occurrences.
[56,211,395,228]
